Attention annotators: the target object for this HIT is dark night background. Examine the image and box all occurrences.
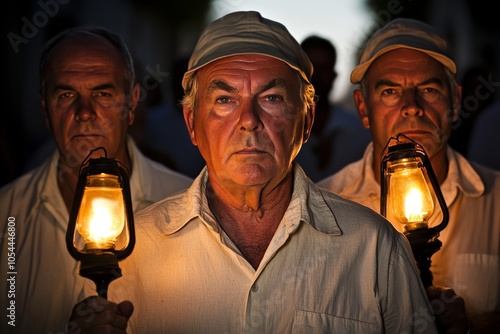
[2,0,499,186]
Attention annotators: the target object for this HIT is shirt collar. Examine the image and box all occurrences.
[157,163,342,236]
[126,136,167,211]
[441,147,484,204]
[38,150,69,227]
[289,163,342,235]
[340,144,485,205]
[126,136,146,211]
[339,143,380,200]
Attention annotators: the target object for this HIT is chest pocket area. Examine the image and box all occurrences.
[291,309,379,334]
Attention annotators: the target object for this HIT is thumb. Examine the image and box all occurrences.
[118,300,134,320]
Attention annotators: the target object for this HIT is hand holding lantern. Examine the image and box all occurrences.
[66,147,135,298]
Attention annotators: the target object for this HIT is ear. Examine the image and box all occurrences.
[128,83,141,125]
[303,104,315,143]
[451,84,462,123]
[183,105,198,146]
[354,89,370,129]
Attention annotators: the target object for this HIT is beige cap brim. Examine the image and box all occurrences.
[182,11,313,91]
[350,18,457,84]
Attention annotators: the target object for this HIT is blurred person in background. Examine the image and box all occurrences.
[296,35,370,182]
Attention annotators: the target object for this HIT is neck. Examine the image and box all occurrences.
[207,175,292,269]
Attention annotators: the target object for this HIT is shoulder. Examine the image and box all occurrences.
[143,155,193,184]
[470,161,500,189]
[0,161,52,216]
[317,158,364,191]
[319,187,379,217]
[131,144,193,196]
[314,187,409,267]
[0,160,51,200]
[317,186,394,234]
[134,188,192,233]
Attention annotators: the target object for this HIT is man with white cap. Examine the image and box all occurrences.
[319,18,500,332]
[67,12,439,333]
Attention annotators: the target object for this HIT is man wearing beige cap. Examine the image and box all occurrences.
[67,12,439,333]
[319,18,500,332]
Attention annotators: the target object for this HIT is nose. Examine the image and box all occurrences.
[238,100,263,132]
[401,88,424,117]
[74,96,97,122]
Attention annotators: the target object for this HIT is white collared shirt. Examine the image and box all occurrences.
[96,164,437,333]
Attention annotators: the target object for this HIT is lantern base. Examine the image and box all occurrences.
[404,228,442,287]
[79,252,122,299]
[403,222,429,232]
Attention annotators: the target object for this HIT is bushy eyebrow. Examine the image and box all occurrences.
[258,78,286,95]
[52,83,116,94]
[208,78,286,95]
[208,80,237,93]
[374,77,444,90]
[91,83,116,91]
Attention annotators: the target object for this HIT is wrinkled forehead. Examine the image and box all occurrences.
[46,35,124,69]
[196,54,301,89]
[365,49,448,80]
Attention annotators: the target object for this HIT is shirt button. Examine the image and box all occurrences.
[251,284,258,292]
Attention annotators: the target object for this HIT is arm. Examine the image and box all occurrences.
[383,233,439,333]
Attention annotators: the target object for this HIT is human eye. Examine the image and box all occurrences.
[381,88,397,96]
[93,90,119,108]
[259,93,287,115]
[215,96,233,104]
[264,94,283,103]
[58,92,73,99]
[380,88,401,107]
[56,91,75,104]
[95,91,113,98]
[419,87,440,102]
[212,95,237,116]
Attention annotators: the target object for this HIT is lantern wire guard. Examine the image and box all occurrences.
[380,134,449,287]
[66,147,135,298]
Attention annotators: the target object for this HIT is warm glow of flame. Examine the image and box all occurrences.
[388,161,434,228]
[405,188,425,222]
[76,187,125,250]
[87,198,121,244]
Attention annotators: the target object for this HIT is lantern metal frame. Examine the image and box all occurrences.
[380,134,449,286]
[66,147,135,298]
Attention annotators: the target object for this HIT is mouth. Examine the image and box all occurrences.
[235,147,267,154]
[395,129,432,138]
[401,130,427,135]
[71,134,103,140]
[232,148,270,160]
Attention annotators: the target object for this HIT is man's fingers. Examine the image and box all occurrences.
[118,300,134,319]
[67,296,132,333]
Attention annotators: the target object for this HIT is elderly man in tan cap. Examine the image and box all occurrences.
[67,12,439,333]
[319,18,500,332]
